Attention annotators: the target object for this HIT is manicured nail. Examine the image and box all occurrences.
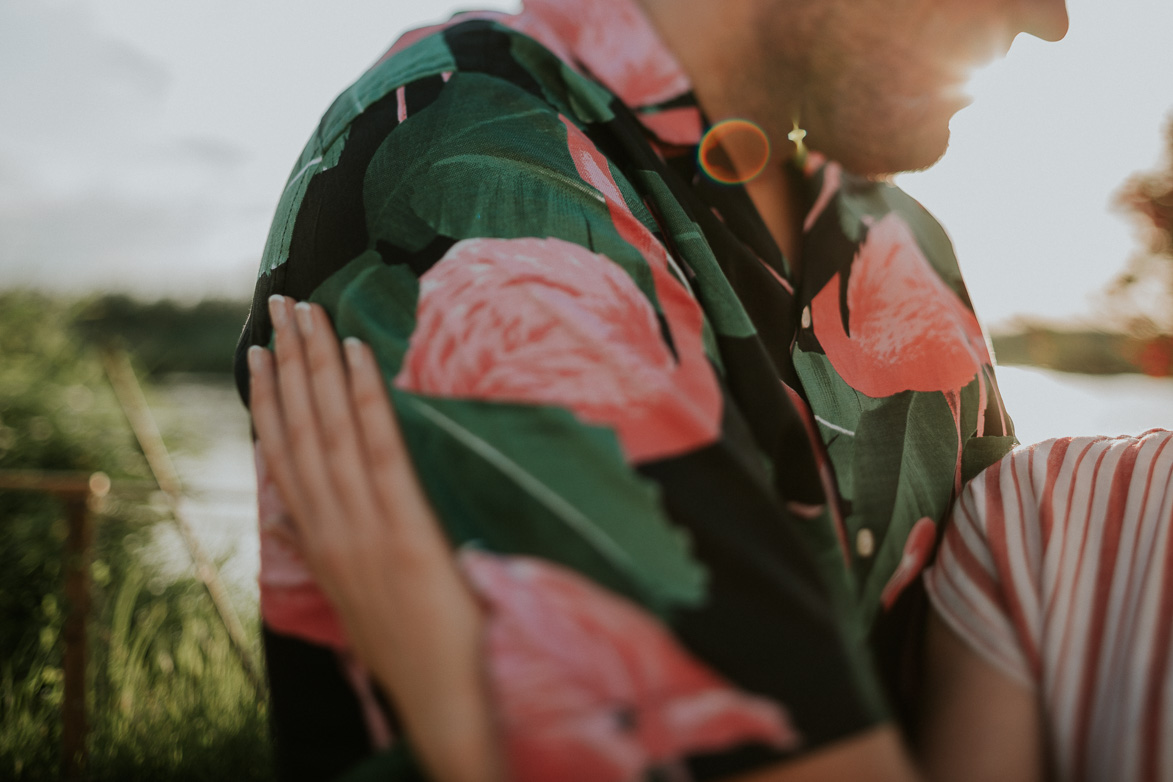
[294,301,314,334]
[343,337,364,368]
[247,345,264,373]
[268,294,287,327]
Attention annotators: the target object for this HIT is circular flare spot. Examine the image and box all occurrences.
[698,119,771,185]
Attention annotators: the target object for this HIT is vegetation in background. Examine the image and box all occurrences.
[58,288,1173,379]
[1104,117,1173,340]
[992,118,1173,379]
[0,291,271,781]
[989,327,1173,377]
[73,295,250,377]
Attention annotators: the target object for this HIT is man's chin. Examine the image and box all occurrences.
[815,125,951,179]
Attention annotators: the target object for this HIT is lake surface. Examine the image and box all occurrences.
[147,368,1173,603]
[996,366,1173,446]
[146,375,258,602]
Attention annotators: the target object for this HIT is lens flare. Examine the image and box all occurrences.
[698,119,770,185]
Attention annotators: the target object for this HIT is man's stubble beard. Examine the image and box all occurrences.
[738,5,955,179]
[805,88,955,178]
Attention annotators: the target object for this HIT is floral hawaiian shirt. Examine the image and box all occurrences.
[235,0,1017,779]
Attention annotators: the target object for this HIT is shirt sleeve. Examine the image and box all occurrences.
[924,430,1173,782]
[927,429,1173,691]
[923,450,1040,691]
[241,53,887,781]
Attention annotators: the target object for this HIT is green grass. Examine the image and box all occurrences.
[87,569,272,781]
[0,491,276,782]
[0,549,273,781]
[0,291,274,780]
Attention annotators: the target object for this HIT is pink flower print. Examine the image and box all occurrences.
[640,107,704,147]
[459,550,801,782]
[518,0,691,109]
[254,444,348,650]
[803,161,842,233]
[810,212,990,400]
[802,150,829,177]
[559,115,724,461]
[880,516,938,610]
[395,236,717,463]
[811,213,994,493]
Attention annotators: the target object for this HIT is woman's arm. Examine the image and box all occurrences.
[917,608,1044,782]
[249,295,503,782]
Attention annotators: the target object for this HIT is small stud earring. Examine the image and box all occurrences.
[788,120,808,168]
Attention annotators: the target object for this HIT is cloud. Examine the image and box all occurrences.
[0,3,171,148]
[171,137,250,170]
[0,2,264,298]
[0,189,258,298]
[97,39,171,104]
[0,0,529,300]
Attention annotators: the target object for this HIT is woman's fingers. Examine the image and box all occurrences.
[248,344,310,517]
[266,295,342,538]
[259,296,430,586]
[256,316,499,782]
[295,302,383,537]
[255,296,454,590]
[344,339,448,551]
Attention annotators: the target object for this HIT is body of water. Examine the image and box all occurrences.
[146,375,258,603]
[997,365,1173,446]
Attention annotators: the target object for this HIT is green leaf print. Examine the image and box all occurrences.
[836,177,968,299]
[791,346,884,504]
[361,72,663,306]
[309,250,708,618]
[393,392,708,616]
[851,390,957,621]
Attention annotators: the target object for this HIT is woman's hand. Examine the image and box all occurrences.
[248,294,502,782]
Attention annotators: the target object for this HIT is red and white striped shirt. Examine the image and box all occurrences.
[925,430,1173,782]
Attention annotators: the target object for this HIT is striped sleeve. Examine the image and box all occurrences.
[923,444,1041,690]
[924,429,1173,782]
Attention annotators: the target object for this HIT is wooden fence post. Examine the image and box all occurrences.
[0,470,107,782]
[100,348,264,696]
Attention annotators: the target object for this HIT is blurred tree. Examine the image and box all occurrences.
[1101,115,1173,376]
[74,295,249,376]
[0,292,151,677]
[1108,116,1173,337]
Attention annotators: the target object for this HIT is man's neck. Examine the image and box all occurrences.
[633,0,807,272]
[744,163,807,276]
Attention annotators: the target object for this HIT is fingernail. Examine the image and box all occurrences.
[294,301,313,334]
[247,345,264,373]
[268,294,287,327]
[343,337,363,367]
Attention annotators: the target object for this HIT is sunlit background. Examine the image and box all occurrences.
[1,0,1170,776]
[896,0,1173,444]
[0,0,1166,311]
[1,0,1170,561]
[2,0,1171,438]
[3,0,1172,571]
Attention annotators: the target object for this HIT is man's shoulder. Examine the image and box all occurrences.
[317,17,615,158]
[815,165,971,301]
[256,17,624,277]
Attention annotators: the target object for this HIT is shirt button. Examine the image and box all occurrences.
[856,529,875,558]
[800,306,811,329]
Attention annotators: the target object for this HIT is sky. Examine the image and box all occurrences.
[897,0,1173,329]
[1,0,1170,330]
